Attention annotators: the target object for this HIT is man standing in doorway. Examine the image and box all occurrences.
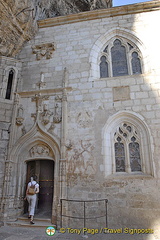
[26,176,39,224]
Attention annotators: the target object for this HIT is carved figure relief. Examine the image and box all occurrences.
[53,104,62,123]
[32,43,55,60]
[41,104,53,125]
[29,144,50,158]
[31,93,49,120]
[36,73,46,90]
[16,105,24,125]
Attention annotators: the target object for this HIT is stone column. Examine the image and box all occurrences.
[57,68,68,228]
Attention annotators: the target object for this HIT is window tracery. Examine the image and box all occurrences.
[99,38,142,78]
[114,122,142,173]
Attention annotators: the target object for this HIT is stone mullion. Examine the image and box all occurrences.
[125,141,131,173]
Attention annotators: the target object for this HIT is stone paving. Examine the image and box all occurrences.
[0,225,157,240]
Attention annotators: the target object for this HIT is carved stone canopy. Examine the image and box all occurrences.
[32,43,55,60]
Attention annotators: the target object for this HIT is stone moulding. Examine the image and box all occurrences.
[38,1,160,28]
[32,43,55,60]
[17,87,72,98]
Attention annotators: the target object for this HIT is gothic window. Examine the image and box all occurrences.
[100,56,109,78]
[131,52,142,74]
[5,69,14,100]
[114,123,142,173]
[99,38,142,78]
[103,112,153,177]
[111,39,128,77]
[114,136,125,172]
[129,136,141,171]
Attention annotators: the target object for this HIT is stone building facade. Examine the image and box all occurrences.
[0,0,160,237]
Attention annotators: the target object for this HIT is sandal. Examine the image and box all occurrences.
[30,220,35,224]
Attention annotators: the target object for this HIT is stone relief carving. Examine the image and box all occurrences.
[16,105,24,125]
[48,122,55,134]
[32,42,55,60]
[21,126,26,136]
[36,73,46,90]
[53,104,62,124]
[30,144,50,157]
[77,111,93,128]
[67,140,96,185]
[31,93,49,119]
[41,104,53,125]
[65,140,73,150]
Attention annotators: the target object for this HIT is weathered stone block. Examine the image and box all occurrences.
[113,86,130,102]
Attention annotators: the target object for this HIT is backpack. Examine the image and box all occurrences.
[28,183,36,195]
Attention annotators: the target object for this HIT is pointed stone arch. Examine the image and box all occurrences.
[5,119,61,224]
[89,27,150,80]
[102,110,155,177]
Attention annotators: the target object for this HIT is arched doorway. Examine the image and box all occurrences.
[26,159,55,218]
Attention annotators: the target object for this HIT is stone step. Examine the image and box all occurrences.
[18,216,51,223]
[6,217,55,228]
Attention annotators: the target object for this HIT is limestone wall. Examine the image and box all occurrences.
[15,3,160,234]
[0,57,22,213]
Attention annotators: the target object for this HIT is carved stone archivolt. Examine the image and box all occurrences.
[32,43,55,60]
[29,144,50,157]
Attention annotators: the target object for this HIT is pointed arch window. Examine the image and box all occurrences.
[100,38,142,78]
[114,123,142,173]
[5,69,14,100]
[100,56,109,78]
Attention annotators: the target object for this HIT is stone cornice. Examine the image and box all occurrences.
[0,56,21,63]
[38,0,160,28]
[17,87,72,98]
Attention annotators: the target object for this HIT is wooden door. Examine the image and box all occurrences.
[38,160,54,215]
[26,160,54,217]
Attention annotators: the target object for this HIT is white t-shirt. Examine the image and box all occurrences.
[28,181,39,190]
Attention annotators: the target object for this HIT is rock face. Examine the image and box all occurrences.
[0,0,112,57]
[34,0,112,19]
[0,0,36,57]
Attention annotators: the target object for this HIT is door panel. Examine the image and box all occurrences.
[26,160,54,217]
[38,160,54,211]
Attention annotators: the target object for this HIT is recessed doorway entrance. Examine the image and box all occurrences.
[26,160,54,218]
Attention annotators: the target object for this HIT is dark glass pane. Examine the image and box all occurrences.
[129,137,141,171]
[100,56,109,78]
[131,52,142,74]
[5,70,14,100]
[115,137,125,172]
[111,39,128,77]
